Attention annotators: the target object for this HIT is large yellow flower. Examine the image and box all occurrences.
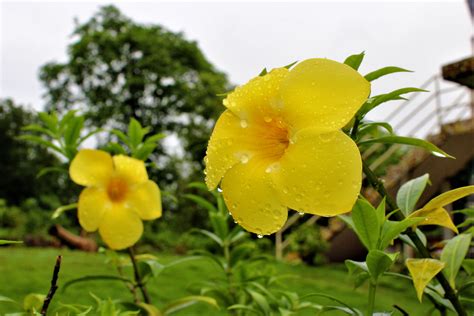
[69,149,162,249]
[205,58,370,236]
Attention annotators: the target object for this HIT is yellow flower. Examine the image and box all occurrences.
[205,58,370,236]
[69,149,162,249]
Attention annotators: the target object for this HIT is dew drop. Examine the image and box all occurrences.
[240,154,249,164]
[217,187,223,193]
[240,120,248,128]
[223,99,229,106]
[298,212,304,216]
[264,116,272,123]
[257,234,263,239]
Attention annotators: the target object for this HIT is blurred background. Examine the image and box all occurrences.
[0,1,473,314]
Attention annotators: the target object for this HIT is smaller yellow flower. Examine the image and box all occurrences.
[70,149,162,250]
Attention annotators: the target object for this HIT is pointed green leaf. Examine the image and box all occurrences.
[128,118,143,149]
[462,259,474,275]
[0,240,23,245]
[358,87,427,116]
[358,136,453,158]
[162,296,218,315]
[440,233,472,288]
[64,116,84,147]
[379,217,424,250]
[367,250,396,281]
[364,66,412,82]
[23,293,45,312]
[343,52,365,70]
[397,174,430,215]
[406,258,445,302]
[51,203,78,219]
[351,199,380,250]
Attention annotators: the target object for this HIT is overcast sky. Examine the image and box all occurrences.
[0,0,472,127]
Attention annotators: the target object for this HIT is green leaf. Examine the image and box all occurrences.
[247,289,271,315]
[0,240,23,245]
[300,293,361,316]
[128,118,144,149]
[366,250,396,281]
[358,136,453,158]
[51,203,77,219]
[62,275,131,292]
[396,174,430,215]
[22,124,57,138]
[0,295,16,303]
[440,233,472,288]
[36,166,68,178]
[283,61,298,69]
[228,305,260,314]
[183,194,217,213]
[190,229,223,246]
[364,66,412,82]
[259,68,268,76]
[209,212,228,240]
[405,258,445,302]
[343,52,365,70]
[136,303,162,316]
[358,87,427,117]
[133,143,157,160]
[375,198,386,227]
[351,199,380,250]
[162,296,218,315]
[111,130,130,146]
[452,208,474,217]
[358,122,394,137]
[17,135,65,156]
[144,133,166,144]
[23,293,45,312]
[379,217,424,250]
[78,128,103,145]
[64,116,84,147]
[38,112,58,133]
[462,259,474,275]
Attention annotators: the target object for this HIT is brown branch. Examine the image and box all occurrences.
[41,255,62,315]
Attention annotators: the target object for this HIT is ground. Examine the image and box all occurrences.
[0,247,434,315]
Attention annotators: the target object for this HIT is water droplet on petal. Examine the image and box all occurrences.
[257,234,263,239]
[299,212,304,216]
[240,154,249,164]
[240,120,248,128]
[264,116,272,123]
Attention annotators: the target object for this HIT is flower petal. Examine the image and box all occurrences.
[77,187,109,232]
[221,159,288,235]
[98,204,143,250]
[281,58,370,132]
[205,110,257,189]
[128,180,162,220]
[113,155,148,184]
[70,149,113,187]
[273,129,362,216]
[223,67,289,121]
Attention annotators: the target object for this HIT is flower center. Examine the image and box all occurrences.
[107,177,129,202]
[254,116,290,162]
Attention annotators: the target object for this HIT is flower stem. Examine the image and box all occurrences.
[361,160,466,316]
[41,255,62,315]
[128,247,151,304]
[367,281,376,316]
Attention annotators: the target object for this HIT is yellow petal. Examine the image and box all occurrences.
[406,258,445,302]
[280,58,370,132]
[273,129,362,216]
[205,110,257,189]
[221,159,288,235]
[409,207,458,233]
[98,204,143,250]
[223,68,289,121]
[113,155,148,184]
[128,180,162,220]
[423,185,474,211]
[70,149,113,187]
[77,187,109,231]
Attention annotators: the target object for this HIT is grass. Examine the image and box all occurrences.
[0,247,433,315]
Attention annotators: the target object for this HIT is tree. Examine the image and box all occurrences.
[0,99,67,205]
[39,5,230,231]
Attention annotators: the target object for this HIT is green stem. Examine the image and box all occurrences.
[128,247,151,304]
[367,281,376,316]
[362,160,466,316]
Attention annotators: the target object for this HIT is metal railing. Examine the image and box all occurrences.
[275,74,472,260]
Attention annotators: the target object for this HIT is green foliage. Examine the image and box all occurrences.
[440,233,472,288]
[343,52,365,70]
[0,99,69,206]
[396,174,430,215]
[364,66,412,82]
[286,224,329,265]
